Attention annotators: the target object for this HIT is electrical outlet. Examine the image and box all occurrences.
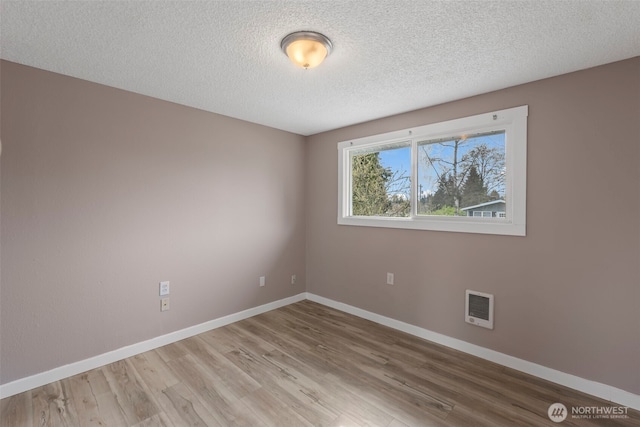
[259,276,265,287]
[386,272,394,285]
[161,297,170,311]
[159,281,170,296]
[291,275,297,285]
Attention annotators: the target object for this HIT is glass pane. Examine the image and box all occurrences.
[417,130,506,218]
[351,143,411,217]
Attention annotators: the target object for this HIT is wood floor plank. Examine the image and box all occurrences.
[81,367,131,426]
[241,311,453,424]
[181,336,261,399]
[198,325,267,355]
[31,381,82,427]
[237,387,314,427]
[222,346,340,426]
[59,372,110,426]
[161,382,222,427]
[131,412,173,427]
[127,351,223,427]
[2,299,639,426]
[0,391,32,427]
[387,419,412,427]
[155,341,190,364]
[165,353,261,427]
[277,315,456,419]
[280,302,398,348]
[101,359,159,425]
[128,351,180,392]
[239,312,449,425]
[220,321,395,426]
[326,413,366,427]
[215,313,448,426]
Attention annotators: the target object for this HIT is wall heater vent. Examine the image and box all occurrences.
[465,290,494,329]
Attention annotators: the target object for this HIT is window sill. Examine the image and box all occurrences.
[338,216,526,236]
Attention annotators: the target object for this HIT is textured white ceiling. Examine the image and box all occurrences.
[2,1,639,135]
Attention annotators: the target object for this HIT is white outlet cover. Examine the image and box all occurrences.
[159,281,170,296]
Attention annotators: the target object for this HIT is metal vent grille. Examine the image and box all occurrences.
[465,290,494,329]
[468,294,490,320]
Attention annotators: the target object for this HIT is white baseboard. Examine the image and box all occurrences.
[0,293,307,399]
[306,293,640,411]
[2,291,638,412]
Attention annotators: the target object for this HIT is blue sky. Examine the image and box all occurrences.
[378,132,505,198]
[379,146,411,176]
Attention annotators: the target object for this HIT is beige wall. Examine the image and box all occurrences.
[0,61,306,384]
[2,58,639,396]
[306,58,640,394]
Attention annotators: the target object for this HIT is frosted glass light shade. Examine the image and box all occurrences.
[281,31,332,69]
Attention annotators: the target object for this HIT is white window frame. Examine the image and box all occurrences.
[338,105,527,236]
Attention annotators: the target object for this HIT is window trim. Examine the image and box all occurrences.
[337,105,528,236]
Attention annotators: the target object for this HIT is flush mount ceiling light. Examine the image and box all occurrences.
[281,31,332,69]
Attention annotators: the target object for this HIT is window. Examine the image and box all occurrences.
[350,141,411,217]
[472,211,493,218]
[338,106,527,236]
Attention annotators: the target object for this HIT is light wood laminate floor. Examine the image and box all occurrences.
[2,300,639,426]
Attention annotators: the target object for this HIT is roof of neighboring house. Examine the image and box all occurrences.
[460,200,506,211]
